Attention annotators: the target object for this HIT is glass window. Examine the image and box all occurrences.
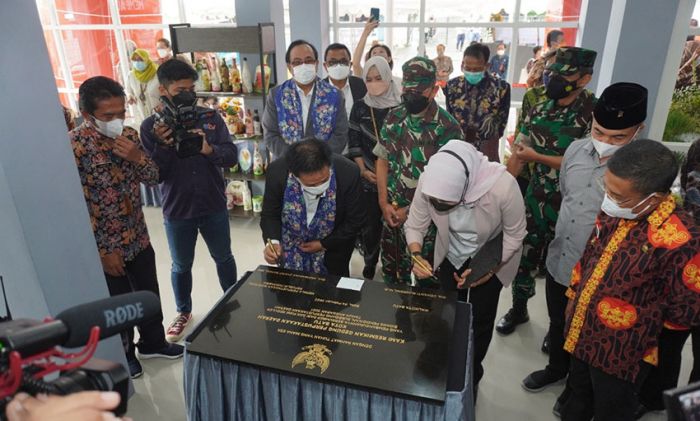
[185,0,236,24]
[54,0,112,25]
[336,0,387,23]
[60,29,120,87]
[43,30,67,88]
[425,1,515,23]
[520,0,583,22]
[118,0,180,24]
[123,28,165,59]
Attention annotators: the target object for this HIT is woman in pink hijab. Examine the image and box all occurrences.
[404,139,526,396]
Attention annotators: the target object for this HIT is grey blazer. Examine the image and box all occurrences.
[262,78,348,159]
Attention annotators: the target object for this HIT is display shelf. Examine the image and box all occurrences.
[229,207,259,218]
[225,171,266,182]
[196,91,264,99]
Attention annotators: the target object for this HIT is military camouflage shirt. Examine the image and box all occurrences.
[373,101,464,207]
[517,89,596,188]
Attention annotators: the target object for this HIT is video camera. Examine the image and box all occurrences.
[155,94,215,159]
[0,291,161,419]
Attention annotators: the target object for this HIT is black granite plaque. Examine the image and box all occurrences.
[186,265,463,403]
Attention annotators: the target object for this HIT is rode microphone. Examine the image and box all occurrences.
[0,291,161,354]
[56,291,160,348]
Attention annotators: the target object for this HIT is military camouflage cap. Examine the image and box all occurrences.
[401,56,437,92]
[547,47,597,76]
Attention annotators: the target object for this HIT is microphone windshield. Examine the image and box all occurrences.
[56,291,160,348]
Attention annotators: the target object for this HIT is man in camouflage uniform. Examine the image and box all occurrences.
[498,47,597,336]
[373,56,463,284]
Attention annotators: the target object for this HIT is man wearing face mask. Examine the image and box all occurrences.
[498,47,597,338]
[559,140,700,421]
[323,43,367,134]
[140,59,238,343]
[71,76,184,378]
[519,83,647,406]
[373,56,463,285]
[445,43,510,162]
[261,138,366,276]
[488,42,509,80]
[263,40,348,160]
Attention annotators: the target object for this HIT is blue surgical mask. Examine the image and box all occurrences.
[132,61,147,71]
[464,71,484,85]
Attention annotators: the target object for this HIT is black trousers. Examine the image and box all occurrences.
[545,272,570,377]
[639,326,700,409]
[361,187,382,270]
[323,241,355,277]
[438,259,503,389]
[104,245,167,360]
[561,357,649,421]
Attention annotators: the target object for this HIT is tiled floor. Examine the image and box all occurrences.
[127,208,685,420]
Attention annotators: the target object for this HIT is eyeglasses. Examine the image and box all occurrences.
[327,59,350,67]
[291,58,317,67]
[596,177,634,206]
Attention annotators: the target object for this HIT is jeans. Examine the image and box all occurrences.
[104,245,167,359]
[164,210,237,313]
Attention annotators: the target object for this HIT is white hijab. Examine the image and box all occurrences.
[362,56,402,109]
[421,140,506,204]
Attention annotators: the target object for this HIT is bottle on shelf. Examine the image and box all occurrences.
[201,61,212,92]
[242,182,253,211]
[245,109,254,136]
[230,58,242,94]
[220,58,231,92]
[211,56,222,92]
[254,54,272,94]
[253,143,264,176]
[194,60,204,91]
[241,57,253,94]
[253,109,262,136]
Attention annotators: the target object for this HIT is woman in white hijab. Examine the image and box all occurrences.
[404,139,527,396]
[347,56,402,280]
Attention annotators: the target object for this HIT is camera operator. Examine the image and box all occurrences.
[71,77,184,379]
[140,59,238,342]
[6,391,128,421]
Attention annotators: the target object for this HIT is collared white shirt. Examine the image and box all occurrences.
[302,190,326,225]
[295,83,314,133]
[339,80,353,119]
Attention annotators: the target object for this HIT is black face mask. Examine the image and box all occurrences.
[402,93,430,114]
[429,197,459,212]
[172,90,198,107]
[545,74,580,100]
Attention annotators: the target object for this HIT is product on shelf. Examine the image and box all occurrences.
[211,56,222,92]
[239,143,252,174]
[230,58,242,94]
[253,109,262,135]
[245,109,254,136]
[253,143,264,176]
[219,98,246,134]
[226,180,247,208]
[241,58,253,94]
[242,183,253,211]
[252,195,263,213]
[201,60,212,92]
[194,60,204,91]
[254,54,272,94]
[220,58,231,92]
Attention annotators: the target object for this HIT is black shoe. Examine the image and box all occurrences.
[362,265,376,280]
[542,333,550,354]
[128,358,143,379]
[495,307,529,335]
[522,369,566,392]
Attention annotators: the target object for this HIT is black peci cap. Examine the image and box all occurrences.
[593,82,648,129]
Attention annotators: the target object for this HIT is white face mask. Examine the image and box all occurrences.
[601,192,654,220]
[591,127,640,158]
[300,177,331,198]
[327,64,350,81]
[157,48,170,58]
[591,138,622,158]
[497,50,505,56]
[92,116,124,139]
[292,63,317,85]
